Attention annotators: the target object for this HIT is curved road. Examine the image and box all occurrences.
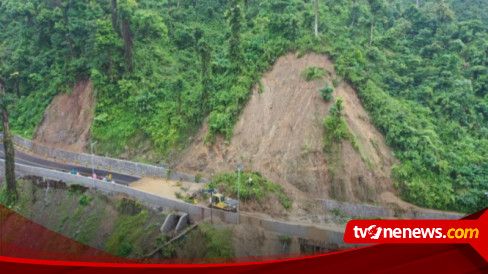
[0,144,139,186]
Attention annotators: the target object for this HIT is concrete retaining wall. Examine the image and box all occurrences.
[321,199,465,220]
[161,212,189,236]
[403,209,465,220]
[322,199,391,218]
[161,213,177,234]
[174,213,189,236]
[238,213,347,243]
[2,134,204,183]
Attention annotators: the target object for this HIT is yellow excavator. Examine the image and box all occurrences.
[209,193,238,212]
[189,188,238,212]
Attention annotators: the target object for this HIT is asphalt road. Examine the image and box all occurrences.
[0,144,139,186]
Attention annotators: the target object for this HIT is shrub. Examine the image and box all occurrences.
[279,235,292,245]
[116,198,143,215]
[118,242,133,257]
[79,195,93,206]
[323,98,358,150]
[207,172,292,210]
[332,77,340,87]
[301,66,327,81]
[319,82,334,101]
[195,173,202,183]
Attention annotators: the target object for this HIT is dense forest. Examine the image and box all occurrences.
[0,0,487,213]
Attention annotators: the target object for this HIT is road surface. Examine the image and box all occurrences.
[0,144,139,185]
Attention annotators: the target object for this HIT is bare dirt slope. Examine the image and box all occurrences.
[34,79,95,152]
[176,53,398,212]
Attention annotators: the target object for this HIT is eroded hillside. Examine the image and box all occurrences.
[176,53,398,213]
[34,79,95,153]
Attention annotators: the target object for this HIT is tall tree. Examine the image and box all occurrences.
[61,1,74,61]
[172,78,184,116]
[226,0,243,71]
[95,19,120,82]
[198,39,212,115]
[111,0,121,36]
[367,0,385,47]
[118,0,135,73]
[0,74,17,203]
[314,0,319,37]
[349,0,361,27]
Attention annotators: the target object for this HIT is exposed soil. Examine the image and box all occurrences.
[34,79,95,153]
[175,53,398,217]
[130,178,205,201]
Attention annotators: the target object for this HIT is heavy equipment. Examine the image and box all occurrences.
[209,193,237,212]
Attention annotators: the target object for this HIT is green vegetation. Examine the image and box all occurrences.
[0,186,17,208]
[1,0,487,213]
[0,0,305,156]
[3,179,165,257]
[318,1,488,212]
[175,191,193,203]
[195,173,202,183]
[105,209,150,257]
[208,171,292,209]
[179,222,234,259]
[74,202,103,245]
[78,195,94,206]
[319,82,334,101]
[199,223,234,258]
[329,208,384,224]
[153,234,176,258]
[103,198,159,257]
[279,235,292,245]
[116,198,144,215]
[323,98,358,150]
[301,66,328,81]
[329,208,350,224]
